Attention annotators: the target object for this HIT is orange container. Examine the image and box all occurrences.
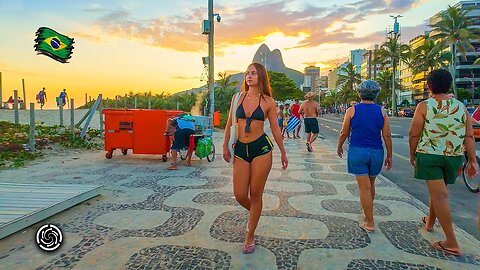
[103,109,183,159]
[213,111,221,126]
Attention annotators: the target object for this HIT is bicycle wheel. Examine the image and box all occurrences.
[180,149,188,160]
[462,155,480,193]
[207,143,215,162]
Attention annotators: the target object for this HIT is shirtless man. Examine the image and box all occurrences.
[299,92,321,152]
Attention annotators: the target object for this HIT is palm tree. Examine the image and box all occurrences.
[409,38,451,100]
[376,33,411,115]
[336,62,361,103]
[377,70,402,105]
[216,72,238,91]
[430,5,480,97]
[410,38,451,74]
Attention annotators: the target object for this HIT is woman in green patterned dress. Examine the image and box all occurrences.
[409,69,479,256]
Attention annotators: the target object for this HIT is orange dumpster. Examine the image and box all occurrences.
[103,109,183,160]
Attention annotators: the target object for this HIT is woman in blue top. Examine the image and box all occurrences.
[337,80,393,233]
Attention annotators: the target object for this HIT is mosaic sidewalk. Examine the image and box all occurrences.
[0,133,479,270]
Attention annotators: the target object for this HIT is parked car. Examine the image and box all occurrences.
[397,108,414,117]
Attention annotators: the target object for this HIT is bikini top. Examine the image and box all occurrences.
[235,93,265,133]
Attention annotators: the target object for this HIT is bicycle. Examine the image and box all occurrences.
[462,154,480,193]
[461,124,480,193]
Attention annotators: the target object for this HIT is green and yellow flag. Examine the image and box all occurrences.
[34,27,74,63]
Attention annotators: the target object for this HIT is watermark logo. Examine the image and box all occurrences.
[36,224,63,252]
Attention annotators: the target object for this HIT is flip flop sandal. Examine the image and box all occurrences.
[421,216,434,232]
[242,242,255,254]
[432,241,462,257]
[358,222,375,233]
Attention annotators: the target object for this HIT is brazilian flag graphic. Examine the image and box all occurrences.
[34,27,74,63]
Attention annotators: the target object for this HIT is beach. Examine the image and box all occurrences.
[0,109,102,130]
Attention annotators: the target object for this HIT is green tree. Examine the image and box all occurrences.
[430,5,480,97]
[410,38,451,75]
[336,62,361,103]
[376,70,401,104]
[268,71,303,101]
[321,90,342,108]
[377,33,411,114]
[216,72,238,91]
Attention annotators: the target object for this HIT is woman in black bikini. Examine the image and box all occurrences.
[223,62,288,254]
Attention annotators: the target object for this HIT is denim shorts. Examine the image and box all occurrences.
[347,146,384,177]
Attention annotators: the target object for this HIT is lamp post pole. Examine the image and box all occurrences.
[208,0,215,123]
[465,72,475,105]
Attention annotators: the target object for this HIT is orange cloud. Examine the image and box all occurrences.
[76,0,423,53]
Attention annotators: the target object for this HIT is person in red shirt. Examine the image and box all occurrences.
[291,100,301,138]
[472,105,480,125]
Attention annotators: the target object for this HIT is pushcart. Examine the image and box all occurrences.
[164,115,215,162]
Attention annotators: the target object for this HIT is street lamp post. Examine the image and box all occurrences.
[390,14,402,117]
[465,71,475,105]
[206,0,221,124]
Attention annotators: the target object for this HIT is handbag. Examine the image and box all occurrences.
[228,92,241,164]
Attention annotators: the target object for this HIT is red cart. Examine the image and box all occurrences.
[103,109,183,161]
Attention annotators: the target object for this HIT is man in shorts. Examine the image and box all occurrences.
[167,115,196,170]
[300,92,321,152]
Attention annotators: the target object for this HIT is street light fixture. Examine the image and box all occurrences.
[202,0,221,123]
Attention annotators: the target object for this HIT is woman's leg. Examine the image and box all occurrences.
[427,197,436,228]
[369,177,376,201]
[246,152,273,245]
[233,158,251,210]
[426,180,459,250]
[356,175,374,228]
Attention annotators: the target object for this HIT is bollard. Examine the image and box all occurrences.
[70,99,75,138]
[14,90,19,124]
[99,95,104,139]
[29,103,35,151]
[22,79,26,110]
[59,96,64,126]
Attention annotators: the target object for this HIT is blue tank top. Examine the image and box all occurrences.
[350,103,384,149]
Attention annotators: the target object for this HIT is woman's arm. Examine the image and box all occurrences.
[267,98,288,170]
[381,108,393,170]
[337,107,353,158]
[464,110,479,177]
[408,102,426,166]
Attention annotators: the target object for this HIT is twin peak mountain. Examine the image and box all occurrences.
[230,44,304,88]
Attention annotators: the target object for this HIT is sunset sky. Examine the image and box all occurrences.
[0,0,458,108]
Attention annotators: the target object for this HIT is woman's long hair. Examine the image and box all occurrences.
[241,62,273,98]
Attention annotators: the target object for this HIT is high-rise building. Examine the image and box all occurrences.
[304,66,320,93]
[350,49,366,75]
[328,62,348,91]
[361,45,381,79]
[430,1,480,91]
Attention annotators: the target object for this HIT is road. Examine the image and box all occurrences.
[315,115,479,238]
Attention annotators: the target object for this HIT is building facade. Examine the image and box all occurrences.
[361,45,381,79]
[304,66,320,93]
[430,1,480,92]
[350,49,366,75]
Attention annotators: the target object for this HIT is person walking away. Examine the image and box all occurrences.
[409,69,478,256]
[282,104,292,139]
[291,100,302,138]
[337,80,392,233]
[58,89,68,108]
[223,62,288,254]
[37,87,47,110]
[277,104,285,133]
[299,92,321,152]
[167,114,196,170]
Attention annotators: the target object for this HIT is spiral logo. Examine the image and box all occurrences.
[36,224,63,252]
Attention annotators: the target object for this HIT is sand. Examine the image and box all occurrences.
[0,109,102,129]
